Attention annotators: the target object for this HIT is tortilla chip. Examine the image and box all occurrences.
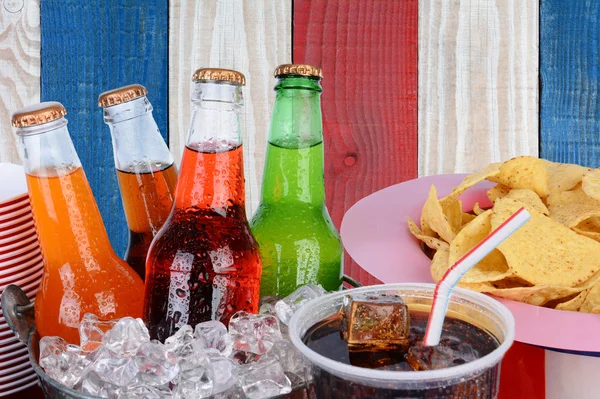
[555,289,589,312]
[440,163,502,207]
[487,184,511,202]
[443,199,463,235]
[503,189,549,215]
[461,213,477,226]
[487,285,583,306]
[430,246,450,282]
[450,211,512,283]
[573,217,600,242]
[492,197,600,287]
[546,162,590,194]
[547,188,600,228]
[580,281,600,314]
[582,170,600,201]
[472,203,485,216]
[422,185,455,243]
[488,156,549,197]
[489,157,587,198]
[407,217,449,251]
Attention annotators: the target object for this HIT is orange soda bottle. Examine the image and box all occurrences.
[12,102,144,344]
[144,69,262,341]
[99,84,177,280]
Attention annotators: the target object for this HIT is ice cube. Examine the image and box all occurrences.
[39,336,68,361]
[406,343,478,371]
[228,311,282,355]
[342,293,410,352]
[194,321,233,357]
[165,325,194,347]
[135,341,180,386]
[102,317,150,356]
[274,285,326,325]
[235,357,292,399]
[79,313,116,352]
[210,356,235,394]
[39,338,91,388]
[172,366,214,399]
[91,356,139,387]
[75,370,117,398]
[268,339,306,375]
[259,296,280,315]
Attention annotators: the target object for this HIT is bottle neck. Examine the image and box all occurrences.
[17,119,116,263]
[103,96,174,173]
[261,76,325,206]
[175,81,247,213]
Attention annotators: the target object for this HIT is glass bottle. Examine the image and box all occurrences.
[12,102,144,344]
[99,84,177,280]
[144,68,262,341]
[250,64,343,297]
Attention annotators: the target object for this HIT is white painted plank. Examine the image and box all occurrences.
[168,0,292,214]
[418,0,539,176]
[0,0,40,164]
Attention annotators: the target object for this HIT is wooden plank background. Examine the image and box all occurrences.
[168,0,291,215]
[0,0,40,164]
[293,0,419,283]
[0,0,599,286]
[40,0,169,256]
[540,0,600,167]
[419,0,539,176]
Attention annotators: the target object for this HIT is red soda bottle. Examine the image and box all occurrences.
[143,68,262,341]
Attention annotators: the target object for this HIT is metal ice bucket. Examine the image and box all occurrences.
[1,277,361,399]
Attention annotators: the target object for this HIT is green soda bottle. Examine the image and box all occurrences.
[250,64,343,297]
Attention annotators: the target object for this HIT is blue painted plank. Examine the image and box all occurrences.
[40,0,168,256]
[540,0,600,166]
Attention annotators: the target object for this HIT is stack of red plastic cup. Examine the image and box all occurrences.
[0,163,43,397]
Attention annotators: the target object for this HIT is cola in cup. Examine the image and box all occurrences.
[289,283,515,399]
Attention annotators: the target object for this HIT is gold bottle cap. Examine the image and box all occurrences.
[12,102,67,128]
[192,68,246,86]
[98,84,148,107]
[274,64,323,78]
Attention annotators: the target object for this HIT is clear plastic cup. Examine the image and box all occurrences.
[289,283,515,399]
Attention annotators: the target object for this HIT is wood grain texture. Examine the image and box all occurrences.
[419,0,539,176]
[41,0,168,256]
[168,0,292,215]
[0,0,40,164]
[294,0,418,284]
[540,0,600,167]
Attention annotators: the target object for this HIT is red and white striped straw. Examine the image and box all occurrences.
[423,207,531,346]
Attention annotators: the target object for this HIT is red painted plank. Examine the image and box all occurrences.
[293,0,418,285]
